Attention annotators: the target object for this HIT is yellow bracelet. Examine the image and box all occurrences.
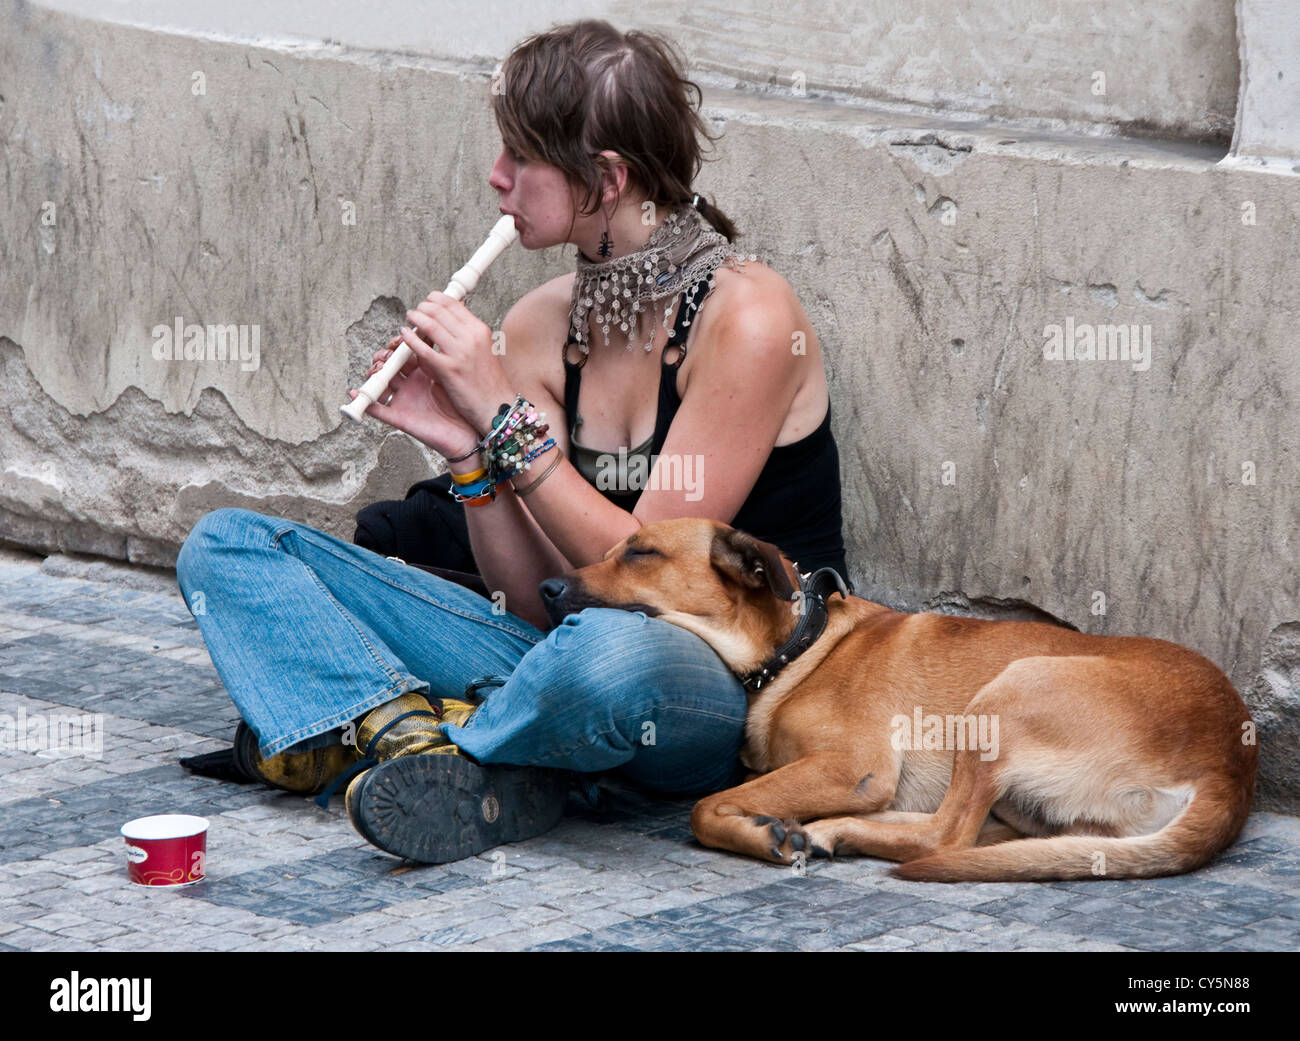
[451,466,488,486]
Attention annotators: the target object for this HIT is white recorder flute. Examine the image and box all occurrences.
[340,214,519,423]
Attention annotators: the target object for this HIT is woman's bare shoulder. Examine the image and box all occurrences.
[498,272,575,406]
[682,257,827,446]
[501,272,575,346]
[695,258,807,341]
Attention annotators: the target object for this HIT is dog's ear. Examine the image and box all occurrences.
[709,526,797,601]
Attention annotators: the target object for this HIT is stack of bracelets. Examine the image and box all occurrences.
[446,395,563,507]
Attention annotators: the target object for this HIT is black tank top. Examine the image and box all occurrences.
[563,277,848,576]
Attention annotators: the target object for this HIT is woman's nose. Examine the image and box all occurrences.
[489,152,511,190]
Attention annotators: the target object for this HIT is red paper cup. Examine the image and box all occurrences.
[120,814,209,887]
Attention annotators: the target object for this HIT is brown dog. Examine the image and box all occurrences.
[539,519,1258,882]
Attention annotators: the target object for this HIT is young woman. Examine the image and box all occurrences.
[176,19,846,864]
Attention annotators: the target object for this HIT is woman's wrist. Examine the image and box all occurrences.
[445,394,552,503]
[444,382,518,469]
[472,384,520,437]
[446,444,484,475]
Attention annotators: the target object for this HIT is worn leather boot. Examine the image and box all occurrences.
[354,691,476,761]
[232,722,358,795]
[309,691,468,809]
[234,692,472,798]
[333,691,473,821]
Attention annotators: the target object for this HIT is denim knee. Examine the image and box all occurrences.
[176,507,272,593]
[524,608,746,791]
[531,608,662,716]
[521,606,743,735]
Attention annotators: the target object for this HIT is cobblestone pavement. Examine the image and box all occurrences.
[0,547,1297,953]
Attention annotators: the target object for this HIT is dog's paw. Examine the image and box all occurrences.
[800,819,844,860]
[750,814,813,863]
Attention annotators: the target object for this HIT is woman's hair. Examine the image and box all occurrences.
[491,19,740,242]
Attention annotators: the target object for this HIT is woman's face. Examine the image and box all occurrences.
[489,145,581,250]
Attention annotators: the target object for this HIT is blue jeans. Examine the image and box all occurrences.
[174,508,748,796]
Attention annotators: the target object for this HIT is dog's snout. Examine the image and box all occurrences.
[539,578,567,602]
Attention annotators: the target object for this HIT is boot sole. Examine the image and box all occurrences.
[348,755,570,863]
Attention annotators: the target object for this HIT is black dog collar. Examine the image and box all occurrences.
[740,566,853,694]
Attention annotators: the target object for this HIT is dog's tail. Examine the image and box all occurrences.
[892,777,1252,883]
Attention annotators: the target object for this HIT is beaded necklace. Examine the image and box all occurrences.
[568,200,752,355]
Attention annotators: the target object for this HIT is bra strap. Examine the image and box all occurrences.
[563,331,584,437]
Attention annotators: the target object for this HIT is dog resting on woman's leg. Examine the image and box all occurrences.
[538,520,1257,883]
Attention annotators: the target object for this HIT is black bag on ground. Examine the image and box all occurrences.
[353,472,488,597]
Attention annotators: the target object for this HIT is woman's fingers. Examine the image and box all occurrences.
[398,325,445,374]
[366,340,423,380]
[405,306,457,353]
[416,294,474,337]
[350,379,413,423]
[367,343,395,376]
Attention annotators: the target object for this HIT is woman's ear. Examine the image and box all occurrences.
[594,149,630,206]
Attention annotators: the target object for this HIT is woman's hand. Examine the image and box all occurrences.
[400,292,517,435]
[348,332,481,459]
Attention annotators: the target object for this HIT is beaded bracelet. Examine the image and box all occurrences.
[443,395,553,507]
[481,396,551,487]
[518,437,556,468]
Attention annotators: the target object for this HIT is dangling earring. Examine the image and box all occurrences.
[597,215,613,259]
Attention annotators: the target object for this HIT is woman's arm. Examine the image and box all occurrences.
[451,459,573,630]
[448,297,639,628]
[384,282,644,628]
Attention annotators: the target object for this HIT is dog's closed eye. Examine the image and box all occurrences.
[624,545,661,560]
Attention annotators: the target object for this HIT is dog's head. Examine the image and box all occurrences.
[538,518,800,675]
